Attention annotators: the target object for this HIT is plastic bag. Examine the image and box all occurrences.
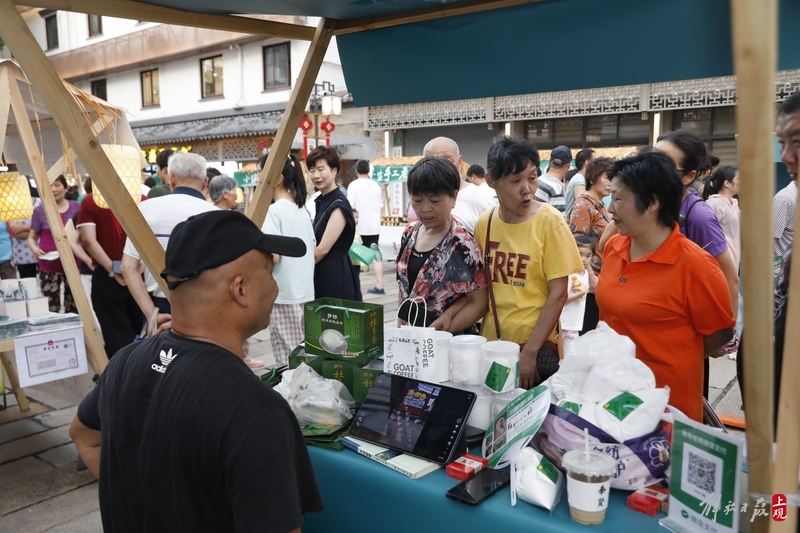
[514,447,564,511]
[535,403,671,490]
[593,388,669,443]
[275,363,355,427]
[565,321,636,360]
[581,358,656,402]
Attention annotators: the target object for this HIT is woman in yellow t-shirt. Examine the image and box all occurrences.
[448,136,582,388]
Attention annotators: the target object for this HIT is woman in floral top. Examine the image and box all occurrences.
[567,157,613,273]
[396,157,487,333]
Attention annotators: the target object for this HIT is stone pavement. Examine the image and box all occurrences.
[0,260,745,531]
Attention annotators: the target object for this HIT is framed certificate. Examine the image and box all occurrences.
[13,326,88,387]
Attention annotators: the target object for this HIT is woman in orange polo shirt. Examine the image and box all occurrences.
[596,152,735,422]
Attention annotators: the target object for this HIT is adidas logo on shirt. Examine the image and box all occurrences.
[151,348,177,374]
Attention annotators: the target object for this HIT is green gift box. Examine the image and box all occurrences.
[304,298,383,365]
[352,365,383,406]
[321,359,359,397]
[288,352,324,375]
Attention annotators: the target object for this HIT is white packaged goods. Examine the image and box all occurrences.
[514,447,564,511]
[463,384,493,430]
[581,358,656,402]
[274,364,355,427]
[450,335,485,385]
[593,388,670,443]
[480,341,519,394]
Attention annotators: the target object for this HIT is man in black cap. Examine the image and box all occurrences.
[69,210,322,533]
[534,145,572,212]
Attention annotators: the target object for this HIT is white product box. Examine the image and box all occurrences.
[25,297,50,317]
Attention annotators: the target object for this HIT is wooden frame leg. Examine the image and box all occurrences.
[247,18,336,228]
[1,352,30,411]
[731,0,778,531]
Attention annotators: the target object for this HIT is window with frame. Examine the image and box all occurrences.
[263,43,290,90]
[90,79,107,101]
[200,56,223,98]
[88,14,102,37]
[141,69,159,108]
[44,13,59,50]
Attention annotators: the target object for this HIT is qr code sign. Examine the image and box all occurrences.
[687,451,716,494]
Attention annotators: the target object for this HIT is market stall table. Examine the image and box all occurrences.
[1,334,31,410]
[303,445,661,533]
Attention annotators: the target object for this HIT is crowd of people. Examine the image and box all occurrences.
[44,90,797,532]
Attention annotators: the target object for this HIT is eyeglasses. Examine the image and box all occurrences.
[675,169,692,175]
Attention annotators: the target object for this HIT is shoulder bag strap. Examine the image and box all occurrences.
[483,207,502,340]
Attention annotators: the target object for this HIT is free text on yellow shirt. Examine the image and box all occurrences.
[474,204,583,344]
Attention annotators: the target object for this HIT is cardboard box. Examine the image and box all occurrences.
[25,297,49,317]
[304,298,383,365]
[352,364,382,406]
[288,353,324,375]
[446,454,488,481]
[627,485,669,516]
[321,359,360,397]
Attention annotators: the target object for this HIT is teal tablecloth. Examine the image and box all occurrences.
[303,445,663,532]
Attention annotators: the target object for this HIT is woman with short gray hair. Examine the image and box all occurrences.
[209,175,239,210]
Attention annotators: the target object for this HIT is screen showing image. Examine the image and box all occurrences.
[350,373,476,464]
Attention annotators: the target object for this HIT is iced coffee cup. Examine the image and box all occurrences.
[562,450,617,525]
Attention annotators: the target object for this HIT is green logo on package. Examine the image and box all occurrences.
[537,456,559,484]
[484,362,511,392]
[560,401,582,415]
[603,392,643,421]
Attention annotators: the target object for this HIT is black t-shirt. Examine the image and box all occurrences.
[78,330,323,533]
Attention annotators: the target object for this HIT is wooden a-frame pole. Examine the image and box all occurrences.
[16,0,315,41]
[731,0,777,531]
[0,0,170,299]
[247,17,335,228]
[5,68,107,374]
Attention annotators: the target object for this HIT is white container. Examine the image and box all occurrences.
[18,278,39,300]
[480,340,520,394]
[491,388,527,419]
[449,335,486,385]
[454,384,493,431]
[431,330,453,383]
[26,297,50,317]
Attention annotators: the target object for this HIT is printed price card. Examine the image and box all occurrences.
[14,327,88,387]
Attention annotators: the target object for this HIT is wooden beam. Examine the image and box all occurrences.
[0,351,30,411]
[773,167,800,527]
[0,0,171,298]
[0,66,10,158]
[335,0,541,35]
[46,148,75,183]
[16,0,315,40]
[730,0,777,531]
[7,76,108,375]
[247,18,335,228]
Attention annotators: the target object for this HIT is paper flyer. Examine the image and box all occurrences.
[482,385,550,468]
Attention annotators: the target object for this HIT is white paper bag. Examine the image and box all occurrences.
[384,299,438,382]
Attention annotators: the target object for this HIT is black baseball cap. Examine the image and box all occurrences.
[549,145,573,166]
[160,210,307,289]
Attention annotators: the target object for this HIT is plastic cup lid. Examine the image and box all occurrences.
[450,335,486,346]
[480,340,520,354]
[562,449,617,477]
